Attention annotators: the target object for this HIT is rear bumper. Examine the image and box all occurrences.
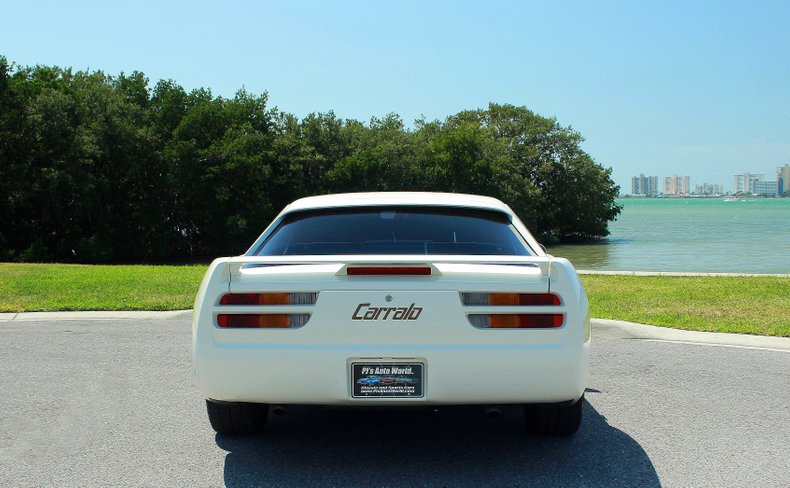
[194,340,589,405]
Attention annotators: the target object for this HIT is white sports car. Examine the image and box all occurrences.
[192,192,590,435]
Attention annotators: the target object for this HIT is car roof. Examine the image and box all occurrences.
[283,192,514,215]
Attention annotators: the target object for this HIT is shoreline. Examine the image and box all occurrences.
[549,198,790,275]
[577,270,790,278]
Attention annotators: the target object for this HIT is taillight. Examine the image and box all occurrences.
[468,314,564,329]
[219,292,318,305]
[347,267,432,276]
[217,314,310,329]
[461,292,563,329]
[217,292,317,328]
[460,293,561,306]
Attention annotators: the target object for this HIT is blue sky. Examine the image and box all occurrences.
[2,0,789,192]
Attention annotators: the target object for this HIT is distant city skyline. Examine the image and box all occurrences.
[627,163,786,193]
[1,1,789,194]
[629,164,789,195]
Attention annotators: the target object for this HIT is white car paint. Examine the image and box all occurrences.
[193,192,589,406]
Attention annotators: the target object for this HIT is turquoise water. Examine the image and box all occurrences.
[547,198,790,273]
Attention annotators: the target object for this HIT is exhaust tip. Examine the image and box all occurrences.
[272,406,286,416]
[485,407,502,418]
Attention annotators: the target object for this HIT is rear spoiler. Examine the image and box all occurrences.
[226,255,554,280]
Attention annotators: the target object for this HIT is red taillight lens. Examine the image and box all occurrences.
[347,267,432,276]
[491,314,564,328]
[217,314,309,328]
[220,293,288,305]
[460,293,561,306]
[492,293,560,306]
[219,292,317,305]
[469,313,564,329]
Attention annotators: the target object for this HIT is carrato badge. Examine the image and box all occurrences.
[352,302,423,321]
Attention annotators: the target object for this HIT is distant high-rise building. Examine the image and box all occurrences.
[693,183,723,195]
[631,174,658,196]
[777,164,790,196]
[753,181,779,196]
[662,175,690,196]
[648,175,658,196]
[734,173,765,194]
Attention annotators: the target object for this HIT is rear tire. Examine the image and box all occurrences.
[206,400,268,435]
[524,394,583,436]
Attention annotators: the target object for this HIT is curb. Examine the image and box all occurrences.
[0,310,193,322]
[591,318,790,352]
[2,310,788,352]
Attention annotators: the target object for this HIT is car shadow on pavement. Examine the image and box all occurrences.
[216,400,660,487]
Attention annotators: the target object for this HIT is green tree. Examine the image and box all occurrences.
[0,56,621,262]
[431,103,621,241]
[166,89,276,256]
[326,114,425,192]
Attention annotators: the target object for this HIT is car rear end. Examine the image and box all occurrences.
[192,194,590,435]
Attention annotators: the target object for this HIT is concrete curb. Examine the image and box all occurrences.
[2,310,788,351]
[592,318,790,352]
[0,310,193,322]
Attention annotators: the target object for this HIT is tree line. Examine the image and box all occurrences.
[0,55,621,263]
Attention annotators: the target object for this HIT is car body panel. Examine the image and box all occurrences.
[192,193,590,406]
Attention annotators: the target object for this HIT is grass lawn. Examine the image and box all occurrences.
[0,263,206,311]
[1,263,788,337]
[581,274,790,337]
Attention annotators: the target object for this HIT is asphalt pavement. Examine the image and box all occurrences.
[1,313,788,487]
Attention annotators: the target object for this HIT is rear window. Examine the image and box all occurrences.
[252,206,532,256]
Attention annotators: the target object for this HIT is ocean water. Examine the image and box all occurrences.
[546,198,790,273]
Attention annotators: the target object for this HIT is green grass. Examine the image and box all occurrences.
[0,263,206,311]
[581,275,790,337]
[1,263,788,337]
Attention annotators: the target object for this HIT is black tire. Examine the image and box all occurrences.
[524,394,583,436]
[206,400,268,435]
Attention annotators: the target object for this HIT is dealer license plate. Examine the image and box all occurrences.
[351,362,424,398]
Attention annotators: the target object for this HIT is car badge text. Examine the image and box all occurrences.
[352,303,423,321]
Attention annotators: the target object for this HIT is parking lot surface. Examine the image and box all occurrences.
[1,316,788,487]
